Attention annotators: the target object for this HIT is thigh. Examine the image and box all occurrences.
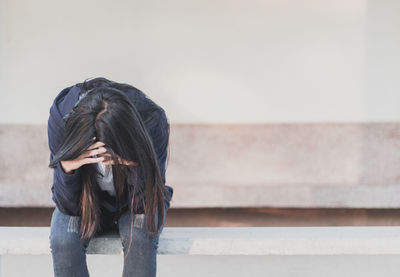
[118,205,168,247]
[118,211,160,251]
[49,206,91,251]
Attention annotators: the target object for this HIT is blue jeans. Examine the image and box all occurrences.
[49,206,167,277]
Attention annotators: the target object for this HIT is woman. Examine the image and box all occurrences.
[47,77,173,276]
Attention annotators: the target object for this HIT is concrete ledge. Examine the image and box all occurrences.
[3,123,400,209]
[2,226,400,255]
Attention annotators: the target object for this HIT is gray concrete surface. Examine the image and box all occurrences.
[2,226,400,276]
[3,226,400,255]
[2,254,400,277]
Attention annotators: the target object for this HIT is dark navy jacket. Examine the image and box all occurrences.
[47,79,173,224]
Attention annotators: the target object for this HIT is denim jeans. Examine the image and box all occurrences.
[49,205,167,277]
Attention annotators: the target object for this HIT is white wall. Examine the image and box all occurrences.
[0,0,399,124]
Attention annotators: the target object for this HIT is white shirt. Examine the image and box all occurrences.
[96,161,116,197]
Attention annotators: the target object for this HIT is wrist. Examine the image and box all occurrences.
[60,161,75,174]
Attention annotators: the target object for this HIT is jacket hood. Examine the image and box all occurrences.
[49,84,83,132]
[48,84,85,158]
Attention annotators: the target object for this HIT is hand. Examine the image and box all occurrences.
[60,138,107,174]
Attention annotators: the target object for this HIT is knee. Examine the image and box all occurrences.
[49,226,84,254]
[49,208,85,252]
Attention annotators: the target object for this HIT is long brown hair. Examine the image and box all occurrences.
[49,79,169,258]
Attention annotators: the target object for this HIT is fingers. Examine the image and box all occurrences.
[87,141,105,151]
[65,137,140,168]
[81,156,105,165]
[77,140,107,160]
[86,146,107,158]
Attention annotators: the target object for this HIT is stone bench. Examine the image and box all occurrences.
[2,226,400,256]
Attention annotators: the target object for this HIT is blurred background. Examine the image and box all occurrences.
[1,0,400,228]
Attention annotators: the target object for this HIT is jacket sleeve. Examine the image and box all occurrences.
[147,110,173,209]
[48,106,83,216]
